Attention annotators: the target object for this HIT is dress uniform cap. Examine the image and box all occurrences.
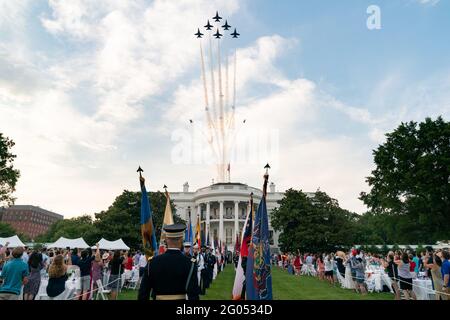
[163,223,186,238]
[183,242,192,247]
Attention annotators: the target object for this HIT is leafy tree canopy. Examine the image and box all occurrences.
[36,190,184,249]
[0,133,20,206]
[270,189,357,252]
[0,221,16,237]
[360,116,450,243]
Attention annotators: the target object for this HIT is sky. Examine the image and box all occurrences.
[0,0,449,218]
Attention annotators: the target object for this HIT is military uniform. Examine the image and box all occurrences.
[137,224,200,300]
[205,250,216,288]
[183,242,192,259]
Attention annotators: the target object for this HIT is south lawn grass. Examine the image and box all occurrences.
[118,265,393,300]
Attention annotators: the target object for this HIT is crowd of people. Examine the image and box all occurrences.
[2,239,448,301]
[181,242,227,296]
[0,242,152,300]
[0,239,231,300]
[275,247,449,300]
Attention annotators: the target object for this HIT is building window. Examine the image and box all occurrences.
[201,209,206,221]
[225,207,232,219]
[212,208,219,219]
[226,228,232,244]
[213,229,218,240]
[269,230,274,245]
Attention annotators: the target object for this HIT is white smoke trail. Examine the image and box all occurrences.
[200,42,220,160]
[217,40,226,182]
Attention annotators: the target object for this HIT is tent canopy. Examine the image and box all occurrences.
[0,235,26,248]
[46,237,89,249]
[92,238,130,251]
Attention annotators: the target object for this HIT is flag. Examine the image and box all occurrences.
[140,176,158,259]
[234,232,241,255]
[184,211,193,255]
[245,171,273,300]
[241,195,254,258]
[232,194,253,300]
[159,186,174,254]
[200,222,206,247]
[195,215,201,248]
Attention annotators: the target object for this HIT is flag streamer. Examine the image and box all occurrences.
[139,172,158,259]
[245,170,273,300]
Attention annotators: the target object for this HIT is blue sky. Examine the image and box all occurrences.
[0,0,449,217]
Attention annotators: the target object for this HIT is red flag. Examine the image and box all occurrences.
[234,232,241,254]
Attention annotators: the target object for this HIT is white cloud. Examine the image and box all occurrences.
[1,1,448,218]
[1,0,244,216]
[0,0,30,32]
[416,0,440,5]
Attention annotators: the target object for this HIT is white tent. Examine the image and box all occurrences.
[46,237,90,249]
[92,238,130,250]
[0,235,26,248]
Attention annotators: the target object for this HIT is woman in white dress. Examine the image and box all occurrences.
[342,254,356,289]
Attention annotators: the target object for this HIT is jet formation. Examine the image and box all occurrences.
[195,11,239,39]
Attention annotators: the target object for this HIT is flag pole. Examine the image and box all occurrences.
[263,163,270,197]
[137,166,156,259]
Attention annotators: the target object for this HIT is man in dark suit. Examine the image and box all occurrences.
[138,224,200,300]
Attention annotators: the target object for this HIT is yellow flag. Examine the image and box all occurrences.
[159,187,174,253]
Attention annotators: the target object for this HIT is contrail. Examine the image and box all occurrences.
[217,40,226,182]
[200,41,220,160]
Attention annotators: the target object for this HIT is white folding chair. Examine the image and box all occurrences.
[126,270,139,290]
[95,280,110,300]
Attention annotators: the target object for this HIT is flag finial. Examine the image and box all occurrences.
[263,164,270,196]
[137,166,144,184]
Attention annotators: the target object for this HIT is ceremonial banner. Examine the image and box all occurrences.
[195,215,201,248]
[200,223,206,248]
[246,170,273,300]
[159,187,174,254]
[234,232,241,255]
[184,211,193,255]
[140,176,158,258]
[232,195,253,300]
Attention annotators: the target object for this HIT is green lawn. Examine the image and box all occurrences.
[117,265,393,300]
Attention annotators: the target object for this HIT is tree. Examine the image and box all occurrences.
[360,117,450,243]
[0,221,16,237]
[0,133,20,206]
[270,189,356,253]
[92,190,184,250]
[36,215,96,244]
[36,189,184,249]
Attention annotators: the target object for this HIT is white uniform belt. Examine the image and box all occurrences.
[155,294,186,300]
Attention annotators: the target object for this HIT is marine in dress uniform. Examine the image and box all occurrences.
[200,246,209,293]
[183,242,192,259]
[205,247,216,287]
[137,224,200,300]
[193,244,205,295]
